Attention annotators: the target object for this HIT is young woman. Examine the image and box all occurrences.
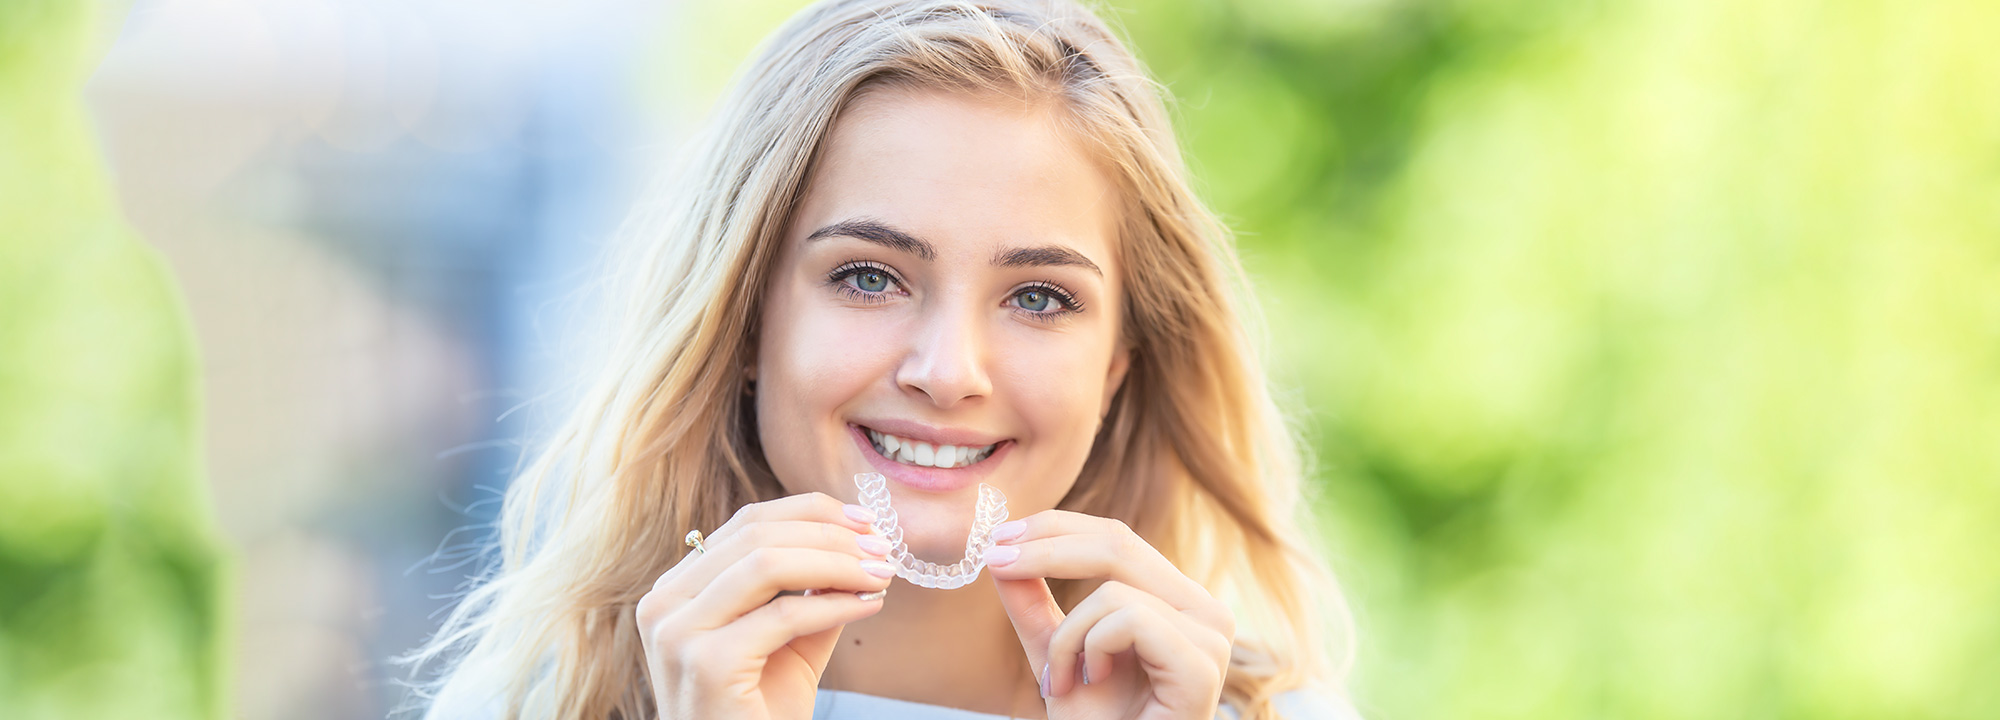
[407,1,1359,718]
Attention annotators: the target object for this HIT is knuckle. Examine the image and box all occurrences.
[803,491,842,515]
[1048,620,1083,652]
[770,595,804,625]
[815,520,844,547]
[1201,631,1233,667]
[636,589,666,621]
[738,522,773,548]
[1096,516,1134,541]
[1096,580,1135,599]
[1210,601,1238,640]
[744,547,784,575]
[1111,530,1143,558]
[1122,602,1160,626]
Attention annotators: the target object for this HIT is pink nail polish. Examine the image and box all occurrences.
[857,534,893,556]
[843,504,878,524]
[984,545,1020,567]
[991,519,1027,542]
[860,560,897,578]
[1039,662,1050,699]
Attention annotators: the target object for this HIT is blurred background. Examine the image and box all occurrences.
[3,0,1996,718]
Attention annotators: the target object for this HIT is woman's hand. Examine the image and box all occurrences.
[988,511,1237,720]
[636,492,897,720]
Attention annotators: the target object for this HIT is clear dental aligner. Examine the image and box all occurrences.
[853,472,1008,590]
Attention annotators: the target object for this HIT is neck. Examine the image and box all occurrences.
[820,574,1044,719]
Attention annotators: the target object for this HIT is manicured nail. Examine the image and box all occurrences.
[843,504,878,524]
[1039,662,1050,699]
[857,534,893,556]
[984,545,1020,567]
[991,519,1028,542]
[861,560,898,578]
[857,589,887,602]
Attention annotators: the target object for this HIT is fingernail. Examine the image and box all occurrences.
[1039,662,1050,699]
[857,534,893,556]
[984,545,1020,567]
[991,519,1027,543]
[856,589,887,602]
[843,504,878,524]
[861,560,898,578]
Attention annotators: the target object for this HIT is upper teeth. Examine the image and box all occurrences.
[865,428,997,469]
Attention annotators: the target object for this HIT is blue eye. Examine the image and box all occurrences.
[827,261,903,302]
[1008,283,1080,319]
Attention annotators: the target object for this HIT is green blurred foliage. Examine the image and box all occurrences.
[1120,1,2000,719]
[0,1,230,718]
[678,0,2000,718]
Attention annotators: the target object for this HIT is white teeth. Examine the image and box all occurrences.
[864,427,997,470]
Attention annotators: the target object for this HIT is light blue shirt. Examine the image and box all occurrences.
[812,688,1364,720]
[424,680,1363,719]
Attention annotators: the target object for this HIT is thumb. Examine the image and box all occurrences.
[995,577,1065,673]
[791,590,847,671]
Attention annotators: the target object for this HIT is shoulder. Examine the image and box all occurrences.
[809,688,1365,720]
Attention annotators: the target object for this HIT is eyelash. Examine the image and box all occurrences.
[826,261,906,304]
[1009,281,1083,322]
[824,260,1085,321]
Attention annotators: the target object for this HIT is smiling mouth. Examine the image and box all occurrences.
[861,426,1000,469]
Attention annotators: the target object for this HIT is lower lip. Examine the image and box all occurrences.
[848,423,1012,494]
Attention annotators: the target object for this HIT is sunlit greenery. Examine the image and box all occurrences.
[675,1,2000,718]
[0,2,229,718]
[1125,1,2000,719]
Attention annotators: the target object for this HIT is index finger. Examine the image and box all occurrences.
[704,491,878,549]
[985,510,1217,615]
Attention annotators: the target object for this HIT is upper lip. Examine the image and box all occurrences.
[852,418,1009,448]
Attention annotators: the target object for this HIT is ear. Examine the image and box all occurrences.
[1099,340,1131,419]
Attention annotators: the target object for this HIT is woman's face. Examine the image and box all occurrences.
[754,86,1130,559]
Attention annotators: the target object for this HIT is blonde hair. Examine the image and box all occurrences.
[402,1,1355,717]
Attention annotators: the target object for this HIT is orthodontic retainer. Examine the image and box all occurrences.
[853,472,1008,589]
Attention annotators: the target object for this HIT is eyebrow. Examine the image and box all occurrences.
[993,245,1102,277]
[805,217,1103,277]
[806,218,935,261]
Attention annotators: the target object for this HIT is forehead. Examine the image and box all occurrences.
[794,86,1122,264]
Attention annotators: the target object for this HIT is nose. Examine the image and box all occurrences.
[895,300,993,409]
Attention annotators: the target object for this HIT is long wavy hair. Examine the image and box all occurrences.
[402,1,1356,717]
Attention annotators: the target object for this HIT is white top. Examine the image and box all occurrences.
[812,688,1364,720]
[425,681,1363,719]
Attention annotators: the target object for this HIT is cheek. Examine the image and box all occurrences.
[755,287,903,489]
[992,332,1114,492]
